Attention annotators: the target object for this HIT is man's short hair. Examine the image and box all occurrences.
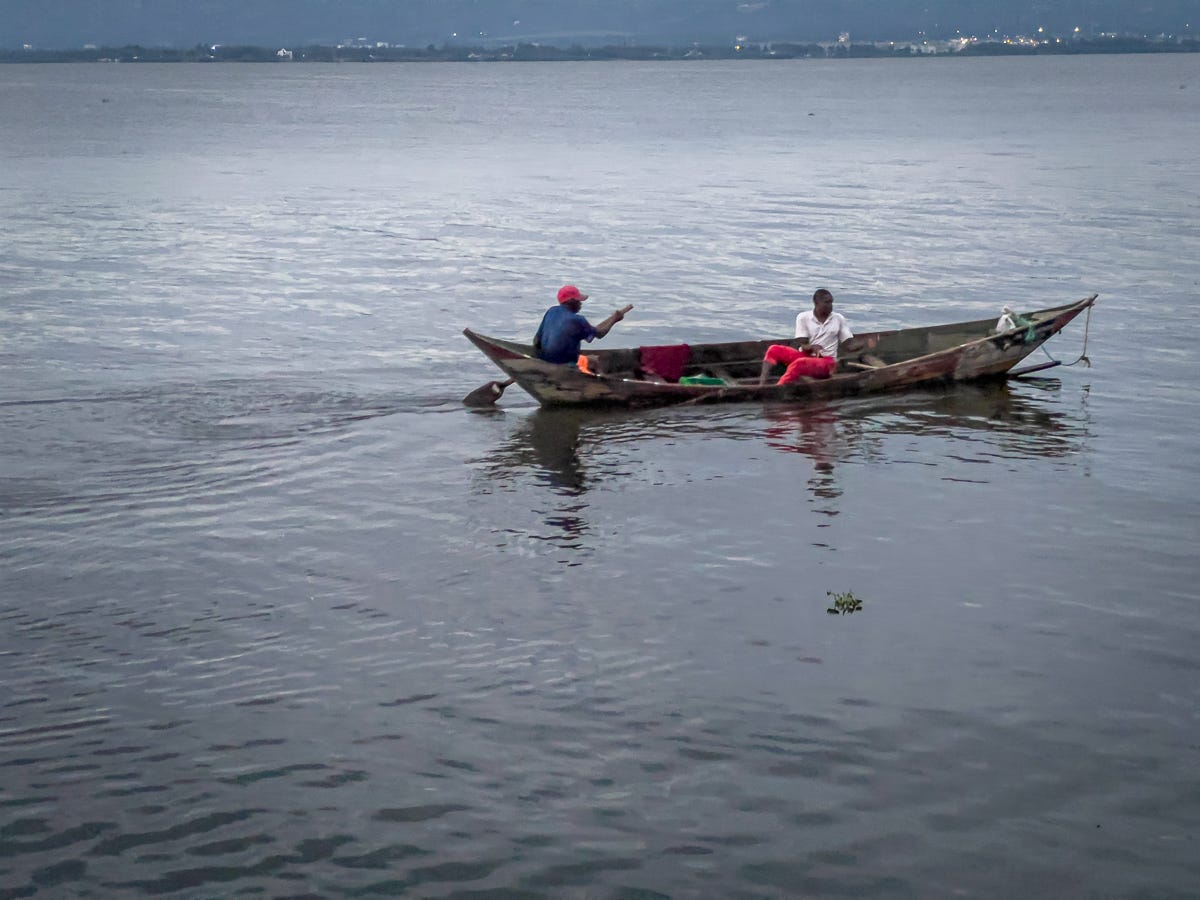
[812,288,833,303]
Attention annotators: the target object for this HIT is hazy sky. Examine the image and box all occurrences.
[3,0,1198,50]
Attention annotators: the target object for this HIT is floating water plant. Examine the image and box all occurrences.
[826,591,863,615]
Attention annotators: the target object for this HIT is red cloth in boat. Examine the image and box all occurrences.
[638,344,691,382]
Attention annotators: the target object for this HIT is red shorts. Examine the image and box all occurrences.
[764,345,836,383]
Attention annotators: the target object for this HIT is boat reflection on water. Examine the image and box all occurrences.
[477,378,1092,549]
[869,377,1092,459]
[486,408,592,496]
[763,403,862,516]
[474,408,601,553]
[480,405,753,497]
[762,378,1093,491]
[476,406,751,554]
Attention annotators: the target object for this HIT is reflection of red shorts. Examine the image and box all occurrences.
[764,345,836,383]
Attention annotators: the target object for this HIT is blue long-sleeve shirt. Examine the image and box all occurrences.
[533,305,597,364]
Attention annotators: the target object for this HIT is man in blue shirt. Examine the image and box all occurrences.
[533,285,631,364]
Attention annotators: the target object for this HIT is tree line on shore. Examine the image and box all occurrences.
[4,36,1197,64]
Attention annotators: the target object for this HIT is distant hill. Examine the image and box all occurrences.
[4,0,1198,50]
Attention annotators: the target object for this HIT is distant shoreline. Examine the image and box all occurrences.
[3,36,1198,64]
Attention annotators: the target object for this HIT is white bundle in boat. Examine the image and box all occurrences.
[995,306,1020,332]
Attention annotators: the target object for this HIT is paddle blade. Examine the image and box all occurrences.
[462,379,512,407]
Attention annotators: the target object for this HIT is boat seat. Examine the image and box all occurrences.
[844,354,887,371]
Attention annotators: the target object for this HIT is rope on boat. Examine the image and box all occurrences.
[1036,303,1092,368]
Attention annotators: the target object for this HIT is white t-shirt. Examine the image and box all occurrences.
[795,311,854,359]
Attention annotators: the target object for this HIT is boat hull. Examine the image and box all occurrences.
[464,295,1095,409]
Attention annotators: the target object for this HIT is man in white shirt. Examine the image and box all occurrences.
[760,288,875,385]
[795,288,854,358]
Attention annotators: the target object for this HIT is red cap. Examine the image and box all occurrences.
[557,284,588,303]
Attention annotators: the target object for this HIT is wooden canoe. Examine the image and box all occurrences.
[463,294,1096,409]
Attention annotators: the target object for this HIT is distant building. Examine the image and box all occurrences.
[276,48,293,60]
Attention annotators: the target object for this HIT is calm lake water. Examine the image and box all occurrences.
[2,56,1199,897]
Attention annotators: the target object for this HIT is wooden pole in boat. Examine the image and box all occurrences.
[1009,360,1062,378]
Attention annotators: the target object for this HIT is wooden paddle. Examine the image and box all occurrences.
[462,377,515,408]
